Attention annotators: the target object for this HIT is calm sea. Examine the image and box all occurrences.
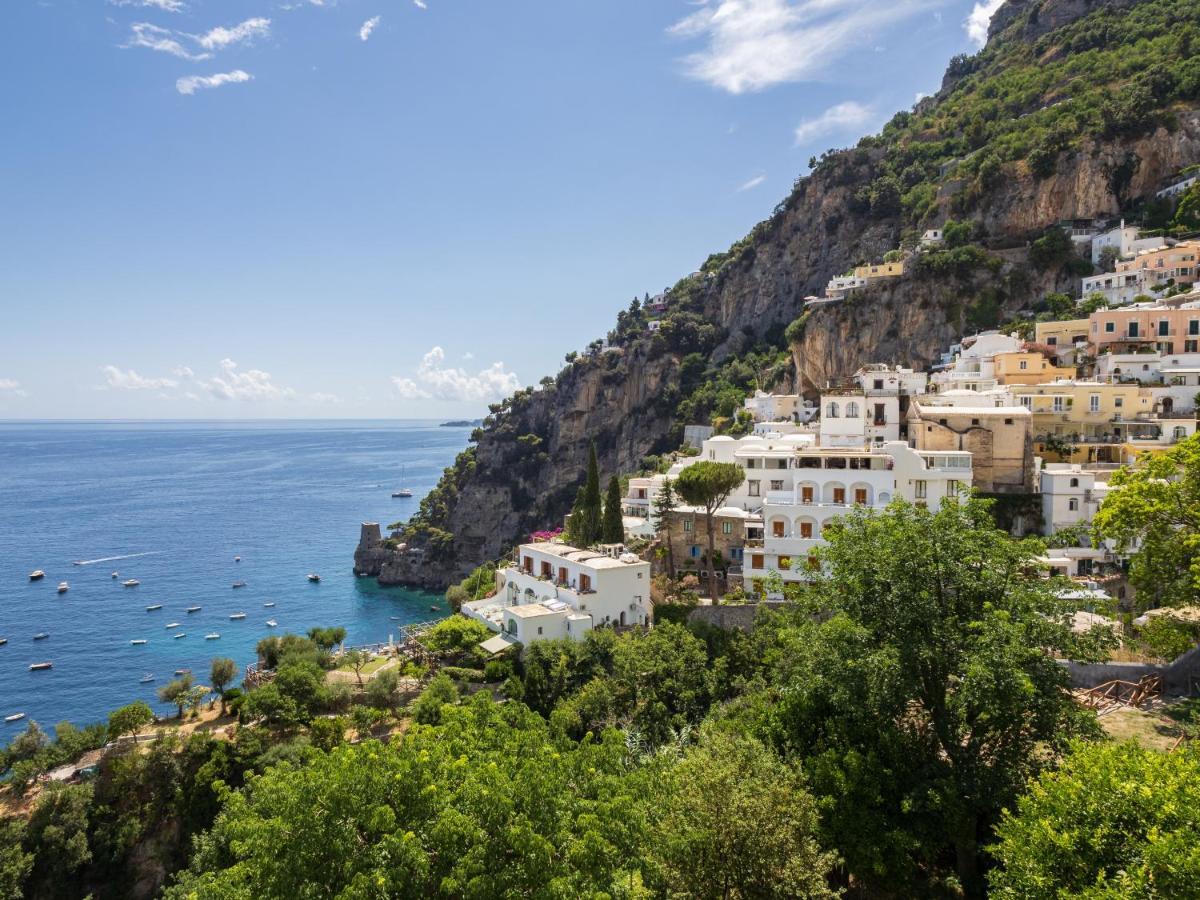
[0,420,467,740]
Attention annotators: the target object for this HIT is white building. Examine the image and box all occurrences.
[1157,174,1199,200]
[920,228,944,248]
[463,542,651,643]
[930,331,1023,393]
[742,442,972,591]
[743,391,807,423]
[1090,221,1163,266]
[817,365,928,448]
[1040,464,1110,536]
[1080,267,1154,307]
[825,274,867,299]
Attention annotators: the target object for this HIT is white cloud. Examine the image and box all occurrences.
[737,174,767,191]
[100,365,179,391]
[413,0,427,8]
[194,18,271,52]
[109,0,185,12]
[793,100,874,146]
[359,15,381,41]
[124,23,212,61]
[668,0,931,94]
[198,359,294,401]
[0,378,27,397]
[964,0,1003,47]
[391,347,520,404]
[177,70,252,96]
[310,392,341,404]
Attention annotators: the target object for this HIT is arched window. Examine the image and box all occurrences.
[826,402,839,418]
[1069,477,1079,488]
[845,401,860,417]
[1068,499,1079,511]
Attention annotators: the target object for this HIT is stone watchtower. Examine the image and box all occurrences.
[358,522,382,551]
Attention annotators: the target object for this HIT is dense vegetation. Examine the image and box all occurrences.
[9,498,1192,899]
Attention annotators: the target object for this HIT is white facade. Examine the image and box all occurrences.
[1090,222,1163,266]
[742,442,972,591]
[852,364,928,397]
[1081,267,1153,306]
[819,392,901,446]
[1157,174,1199,200]
[1040,464,1110,535]
[920,229,944,248]
[930,332,1022,393]
[464,542,651,643]
[743,391,806,423]
[826,274,867,298]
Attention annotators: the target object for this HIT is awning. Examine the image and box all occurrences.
[479,633,519,655]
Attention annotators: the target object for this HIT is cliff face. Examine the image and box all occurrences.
[362,0,1200,589]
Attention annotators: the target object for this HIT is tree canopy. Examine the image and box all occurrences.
[676,461,744,603]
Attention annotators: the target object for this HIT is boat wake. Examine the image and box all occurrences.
[73,551,163,566]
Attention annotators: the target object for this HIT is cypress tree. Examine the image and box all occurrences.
[602,475,624,544]
[566,486,588,548]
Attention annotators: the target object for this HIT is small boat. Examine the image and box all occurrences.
[5,713,25,723]
[430,605,440,612]
[173,632,186,639]
[205,633,220,640]
[130,639,147,646]
[140,673,154,683]
[33,633,49,641]
[57,582,69,594]
[123,579,140,587]
[186,606,202,613]
[29,570,45,581]
[265,619,277,627]
[234,555,242,562]
[111,571,119,579]
[263,601,275,607]
[165,622,180,629]
[0,638,8,646]
[307,574,321,583]
[29,662,52,671]
[389,616,401,621]
[174,668,190,676]
[232,581,246,589]
[391,488,413,498]
[146,604,162,611]
[229,612,246,620]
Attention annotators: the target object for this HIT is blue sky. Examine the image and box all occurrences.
[0,0,1002,419]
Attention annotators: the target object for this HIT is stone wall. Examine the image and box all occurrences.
[686,601,788,632]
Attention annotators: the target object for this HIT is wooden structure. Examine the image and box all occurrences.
[1077,674,1163,713]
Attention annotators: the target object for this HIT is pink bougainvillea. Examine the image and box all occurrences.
[530,528,563,542]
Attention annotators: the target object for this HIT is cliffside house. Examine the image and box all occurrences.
[1089,300,1200,356]
[1034,318,1090,364]
[741,442,972,593]
[462,542,651,643]
[1156,173,1200,200]
[853,260,905,282]
[1089,220,1163,266]
[664,506,762,595]
[929,331,1024,393]
[1040,464,1112,536]
[743,390,806,423]
[920,228,944,248]
[907,396,1033,493]
[992,350,1077,385]
[1112,241,1198,292]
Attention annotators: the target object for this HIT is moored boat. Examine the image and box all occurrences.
[173,632,186,639]
[29,662,52,671]
[265,619,277,627]
[229,612,246,620]
[29,570,45,581]
[5,713,25,723]
[0,638,7,646]
[186,606,202,613]
[165,622,180,629]
[111,571,119,579]
[232,581,246,589]
[205,633,220,640]
[33,632,49,641]
[130,639,147,645]
[123,579,140,587]
[146,604,162,611]
[307,573,321,583]
[263,601,276,607]
[174,669,191,676]
[140,673,154,683]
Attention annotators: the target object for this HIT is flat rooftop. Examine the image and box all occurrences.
[520,541,645,569]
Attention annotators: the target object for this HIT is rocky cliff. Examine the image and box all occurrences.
[361,0,1200,589]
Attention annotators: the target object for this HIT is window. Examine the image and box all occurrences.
[826,401,839,418]
[1187,341,1198,353]
[1069,477,1079,488]
[1105,322,1115,333]
[683,519,693,532]
[1115,397,1124,409]
[690,545,700,557]
[1047,336,1058,346]
[1053,396,1065,412]
[854,488,867,504]
[801,485,814,503]
[748,480,760,497]
[1128,322,1140,338]
[1068,499,1079,512]
[1019,396,1033,409]
[873,379,884,390]
[751,553,764,569]
[1190,320,1199,336]
[845,401,860,417]
[778,556,791,571]
[807,555,820,570]
[1089,394,1100,413]
[1174,426,1187,441]
[721,521,732,535]
[770,479,784,491]
[947,480,960,497]
[1019,360,1028,370]
[833,487,846,504]
[1004,418,1014,425]
[799,521,813,538]
[971,418,980,426]
[914,480,928,499]
[537,626,543,635]
[772,520,785,537]
[1159,320,1170,337]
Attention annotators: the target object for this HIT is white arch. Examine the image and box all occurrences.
[823,481,847,504]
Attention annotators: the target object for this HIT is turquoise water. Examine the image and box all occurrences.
[0,420,466,739]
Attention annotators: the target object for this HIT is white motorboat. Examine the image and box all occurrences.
[263,601,275,607]
[111,571,119,579]
[165,622,181,629]
[29,662,53,671]
[234,555,242,562]
[57,582,69,594]
[229,612,246,620]
[205,633,220,640]
[123,579,140,587]
[140,673,154,683]
[307,573,321,583]
[265,619,277,627]
[173,632,186,639]
[0,638,7,646]
[186,605,202,613]
[391,488,413,498]
[146,604,162,611]
[33,632,49,641]
[130,639,147,646]
[5,713,25,723]
[232,581,246,589]
[29,570,45,581]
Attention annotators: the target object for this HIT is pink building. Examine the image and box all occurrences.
[1090,305,1200,354]
[1114,241,1198,288]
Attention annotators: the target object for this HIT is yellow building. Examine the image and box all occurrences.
[1033,319,1090,354]
[993,351,1076,385]
[1010,381,1155,463]
[854,261,904,280]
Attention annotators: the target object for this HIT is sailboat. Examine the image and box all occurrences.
[392,465,413,497]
